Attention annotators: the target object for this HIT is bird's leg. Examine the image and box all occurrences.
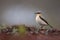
[34,26,41,34]
[40,25,44,30]
[45,29,49,35]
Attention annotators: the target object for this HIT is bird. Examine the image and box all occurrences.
[35,12,53,34]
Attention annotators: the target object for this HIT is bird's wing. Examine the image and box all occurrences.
[39,16,53,28]
[39,16,49,24]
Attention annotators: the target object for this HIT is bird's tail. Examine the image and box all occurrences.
[48,24,53,28]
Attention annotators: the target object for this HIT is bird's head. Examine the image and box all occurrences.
[35,12,42,16]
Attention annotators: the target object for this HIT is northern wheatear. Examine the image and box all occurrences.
[35,12,53,34]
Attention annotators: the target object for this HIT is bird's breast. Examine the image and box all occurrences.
[36,16,47,25]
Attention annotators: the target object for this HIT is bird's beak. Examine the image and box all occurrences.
[35,13,37,14]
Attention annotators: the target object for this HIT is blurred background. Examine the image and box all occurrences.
[0,0,60,29]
